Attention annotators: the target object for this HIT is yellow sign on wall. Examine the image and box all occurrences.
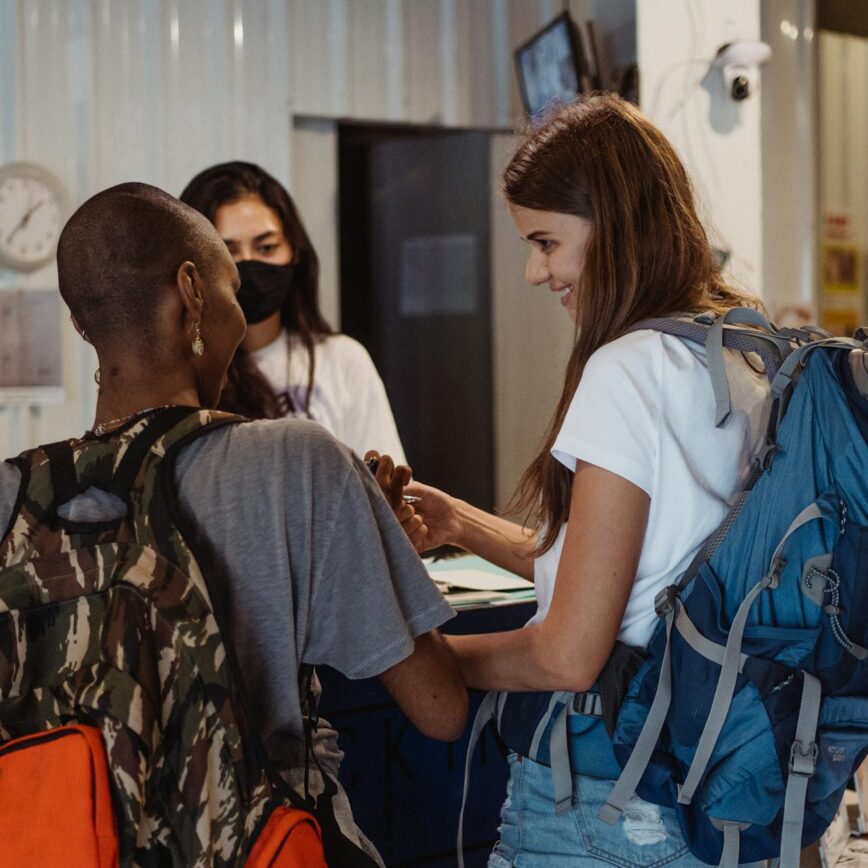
[820,242,863,336]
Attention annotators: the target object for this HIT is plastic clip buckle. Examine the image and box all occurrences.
[789,740,818,777]
[573,693,603,717]
[764,558,786,590]
[655,585,679,618]
[756,439,779,472]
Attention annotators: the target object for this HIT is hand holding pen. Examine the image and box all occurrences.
[365,451,427,540]
[365,452,463,554]
[364,453,421,504]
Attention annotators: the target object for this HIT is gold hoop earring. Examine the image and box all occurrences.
[192,322,205,357]
[71,315,88,343]
[94,367,101,386]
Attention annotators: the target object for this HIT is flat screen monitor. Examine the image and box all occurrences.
[515,13,583,120]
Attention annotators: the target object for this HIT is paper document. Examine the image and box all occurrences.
[425,567,533,593]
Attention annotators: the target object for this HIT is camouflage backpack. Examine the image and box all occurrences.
[0,406,324,866]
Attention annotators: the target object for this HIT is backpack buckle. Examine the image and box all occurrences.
[655,585,679,618]
[572,692,603,717]
[755,439,779,472]
[765,557,786,590]
[789,740,818,777]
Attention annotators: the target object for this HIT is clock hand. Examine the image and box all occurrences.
[5,199,45,244]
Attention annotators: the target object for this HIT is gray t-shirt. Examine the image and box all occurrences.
[0,417,454,775]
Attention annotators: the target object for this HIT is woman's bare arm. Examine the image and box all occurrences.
[446,462,649,693]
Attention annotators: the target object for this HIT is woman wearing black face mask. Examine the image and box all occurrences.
[180,161,406,462]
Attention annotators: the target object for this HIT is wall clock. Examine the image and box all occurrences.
[0,162,67,272]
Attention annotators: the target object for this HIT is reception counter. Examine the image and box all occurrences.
[318,597,536,868]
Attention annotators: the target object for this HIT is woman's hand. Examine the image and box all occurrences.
[364,451,427,541]
[364,451,463,553]
[400,480,464,553]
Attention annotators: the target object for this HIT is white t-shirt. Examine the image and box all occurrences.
[250,330,406,463]
[530,329,771,649]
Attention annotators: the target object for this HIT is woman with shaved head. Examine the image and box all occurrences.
[0,182,466,865]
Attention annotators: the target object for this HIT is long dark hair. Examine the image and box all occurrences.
[180,161,334,419]
[506,94,762,554]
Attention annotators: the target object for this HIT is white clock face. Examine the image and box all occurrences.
[0,164,66,272]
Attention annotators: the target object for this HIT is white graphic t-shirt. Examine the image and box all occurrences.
[251,330,406,463]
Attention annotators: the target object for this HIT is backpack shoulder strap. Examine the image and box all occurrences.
[771,336,867,398]
[0,439,97,564]
[1,456,31,551]
[114,406,243,497]
[150,412,379,865]
[628,308,794,427]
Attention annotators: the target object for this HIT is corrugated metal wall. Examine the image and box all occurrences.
[0,0,581,456]
[2,0,781,501]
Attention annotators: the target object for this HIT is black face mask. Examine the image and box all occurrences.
[235,259,296,325]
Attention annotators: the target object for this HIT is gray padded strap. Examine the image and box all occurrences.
[771,337,861,398]
[675,605,748,672]
[678,502,828,806]
[706,316,736,427]
[550,702,573,815]
[769,502,824,568]
[626,316,709,345]
[705,309,790,426]
[780,673,822,868]
[599,607,676,825]
[630,313,788,366]
[529,692,567,759]
[632,309,788,427]
[710,818,753,866]
[457,691,499,868]
[677,575,770,805]
[719,821,741,868]
[717,306,780,333]
[779,324,832,342]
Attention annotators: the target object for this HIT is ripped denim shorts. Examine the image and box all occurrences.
[488,753,771,867]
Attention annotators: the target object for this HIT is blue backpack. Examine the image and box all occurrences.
[459,310,868,868]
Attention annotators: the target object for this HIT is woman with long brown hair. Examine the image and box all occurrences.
[391,94,771,864]
[180,162,405,461]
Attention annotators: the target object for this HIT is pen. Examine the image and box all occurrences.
[366,456,421,504]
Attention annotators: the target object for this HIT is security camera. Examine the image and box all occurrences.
[713,41,772,101]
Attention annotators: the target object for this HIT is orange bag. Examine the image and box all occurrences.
[246,805,328,867]
[0,724,119,867]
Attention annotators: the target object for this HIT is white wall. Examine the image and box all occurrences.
[761,0,816,317]
[637,0,764,298]
[0,0,526,459]
[291,118,341,330]
[0,0,639,508]
[1,0,782,510]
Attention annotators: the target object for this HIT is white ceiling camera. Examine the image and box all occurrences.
[713,41,772,101]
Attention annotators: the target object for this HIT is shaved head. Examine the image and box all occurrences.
[57,182,227,351]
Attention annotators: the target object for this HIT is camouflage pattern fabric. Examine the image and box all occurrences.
[0,406,281,866]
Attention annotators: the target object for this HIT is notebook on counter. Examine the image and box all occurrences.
[425,554,536,608]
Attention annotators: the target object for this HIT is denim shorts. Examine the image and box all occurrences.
[488,753,772,867]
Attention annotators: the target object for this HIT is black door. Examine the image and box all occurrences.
[340,125,493,511]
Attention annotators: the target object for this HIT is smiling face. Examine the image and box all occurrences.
[508,203,594,324]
